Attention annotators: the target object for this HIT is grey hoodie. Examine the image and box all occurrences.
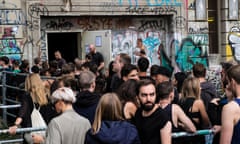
[200,81,218,111]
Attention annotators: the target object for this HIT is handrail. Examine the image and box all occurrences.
[0,127,212,136]
[172,129,214,138]
[0,127,47,134]
[0,139,24,144]
[0,104,21,109]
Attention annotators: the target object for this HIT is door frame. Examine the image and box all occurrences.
[45,30,82,61]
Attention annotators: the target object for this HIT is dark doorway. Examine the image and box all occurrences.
[47,33,78,63]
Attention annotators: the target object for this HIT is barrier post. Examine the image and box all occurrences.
[1,71,7,123]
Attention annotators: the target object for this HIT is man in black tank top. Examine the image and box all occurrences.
[133,79,171,144]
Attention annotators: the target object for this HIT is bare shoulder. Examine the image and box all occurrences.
[223,101,239,111]
[172,104,181,111]
[194,99,204,106]
[125,102,137,109]
[172,104,184,115]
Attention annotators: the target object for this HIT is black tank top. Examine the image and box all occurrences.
[164,104,181,132]
[180,98,202,129]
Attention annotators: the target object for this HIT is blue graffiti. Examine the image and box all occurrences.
[0,38,21,61]
[147,0,181,6]
[175,38,208,72]
[119,0,181,6]
[0,28,21,61]
[143,36,160,64]
[118,0,138,6]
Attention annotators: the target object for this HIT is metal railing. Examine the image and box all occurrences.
[172,129,214,138]
[0,127,214,144]
[0,127,47,134]
[0,127,47,144]
[0,71,55,144]
[0,71,55,123]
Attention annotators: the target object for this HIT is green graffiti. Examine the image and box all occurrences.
[176,38,208,72]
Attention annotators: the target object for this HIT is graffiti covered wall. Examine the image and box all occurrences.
[0,0,24,62]
[2,0,209,72]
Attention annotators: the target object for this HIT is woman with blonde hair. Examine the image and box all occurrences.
[85,93,140,144]
[179,77,211,143]
[25,73,48,105]
[9,73,51,143]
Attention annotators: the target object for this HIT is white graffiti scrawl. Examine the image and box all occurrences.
[228,26,240,63]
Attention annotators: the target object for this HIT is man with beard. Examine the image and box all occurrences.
[134,79,172,144]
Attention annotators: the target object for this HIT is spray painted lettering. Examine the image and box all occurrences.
[188,27,208,34]
[138,20,165,31]
[118,0,181,6]
[175,16,186,29]
[77,17,113,30]
[45,18,73,30]
[101,2,121,11]
[126,6,177,15]
[146,0,181,6]
[28,3,49,19]
[149,6,177,14]
[0,10,26,25]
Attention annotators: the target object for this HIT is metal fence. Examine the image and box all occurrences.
[0,71,53,143]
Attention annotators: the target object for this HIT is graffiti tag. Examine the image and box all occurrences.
[28,3,49,19]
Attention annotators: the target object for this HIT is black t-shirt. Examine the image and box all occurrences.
[91,52,104,67]
[134,107,170,144]
[110,73,124,92]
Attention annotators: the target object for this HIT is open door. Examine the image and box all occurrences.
[81,30,112,69]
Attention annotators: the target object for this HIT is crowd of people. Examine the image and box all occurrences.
[0,43,239,144]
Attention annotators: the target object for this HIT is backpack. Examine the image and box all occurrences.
[31,105,47,135]
[24,104,47,144]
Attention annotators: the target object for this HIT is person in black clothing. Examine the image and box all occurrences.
[54,50,66,70]
[105,61,116,93]
[179,77,211,144]
[89,44,104,72]
[192,63,218,111]
[121,64,139,81]
[157,81,196,144]
[137,57,151,80]
[73,70,100,124]
[110,53,131,92]
[8,73,56,143]
[0,56,11,71]
[134,79,171,144]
